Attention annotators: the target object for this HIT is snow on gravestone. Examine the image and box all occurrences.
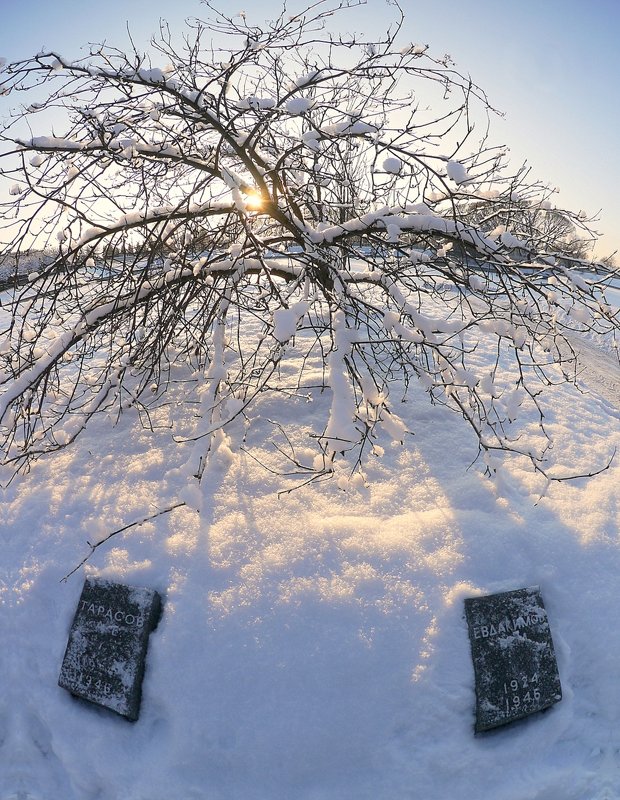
[464,587,562,733]
[58,577,162,721]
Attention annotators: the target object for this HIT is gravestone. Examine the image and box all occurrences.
[464,586,561,733]
[58,577,162,721]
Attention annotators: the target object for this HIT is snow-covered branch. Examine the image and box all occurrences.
[0,0,616,486]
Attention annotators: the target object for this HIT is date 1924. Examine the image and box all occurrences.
[502,673,541,714]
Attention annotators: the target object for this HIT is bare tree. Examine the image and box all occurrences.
[461,194,594,261]
[0,0,618,490]
[599,252,617,270]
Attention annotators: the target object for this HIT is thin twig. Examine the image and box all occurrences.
[534,448,617,505]
[61,501,187,582]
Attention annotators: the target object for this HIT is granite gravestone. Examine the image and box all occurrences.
[58,577,162,721]
[464,586,561,733]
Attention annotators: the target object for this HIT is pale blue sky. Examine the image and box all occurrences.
[1,0,618,257]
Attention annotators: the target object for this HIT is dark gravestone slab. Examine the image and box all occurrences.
[58,577,162,721]
[464,586,561,733]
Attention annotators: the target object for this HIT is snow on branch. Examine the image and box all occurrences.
[0,0,616,489]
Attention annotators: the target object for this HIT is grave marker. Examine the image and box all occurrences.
[464,586,561,733]
[58,577,162,721]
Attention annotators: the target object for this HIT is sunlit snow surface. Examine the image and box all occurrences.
[2,278,620,798]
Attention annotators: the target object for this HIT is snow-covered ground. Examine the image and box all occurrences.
[2,290,620,798]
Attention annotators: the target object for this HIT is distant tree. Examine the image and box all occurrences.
[600,252,617,270]
[0,0,617,490]
[461,194,593,261]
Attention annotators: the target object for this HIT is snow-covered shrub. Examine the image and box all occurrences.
[0,2,616,490]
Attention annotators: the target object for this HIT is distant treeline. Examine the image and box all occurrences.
[0,251,54,291]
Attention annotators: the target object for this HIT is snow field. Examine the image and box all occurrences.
[1,290,620,797]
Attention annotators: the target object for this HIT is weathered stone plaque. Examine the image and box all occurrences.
[58,577,162,721]
[465,586,561,733]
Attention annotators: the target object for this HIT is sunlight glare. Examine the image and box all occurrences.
[245,190,264,211]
